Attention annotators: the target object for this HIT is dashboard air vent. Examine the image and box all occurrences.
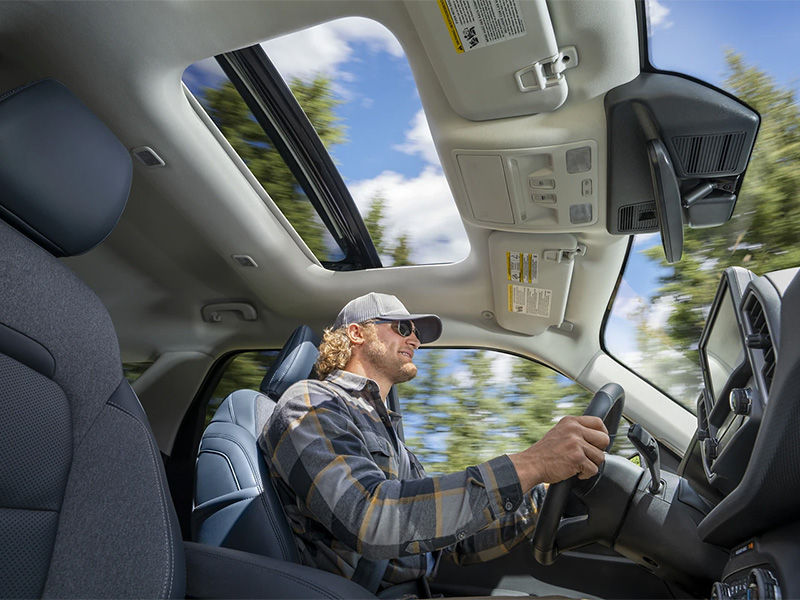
[672,132,746,176]
[742,293,776,392]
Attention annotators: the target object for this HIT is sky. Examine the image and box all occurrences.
[183,2,799,396]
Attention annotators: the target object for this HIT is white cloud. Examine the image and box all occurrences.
[610,280,646,320]
[327,17,404,58]
[349,167,469,264]
[393,109,440,166]
[609,280,674,330]
[646,0,673,31]
[646,296,674,330]
[490,353,514,384]
[451,367,473,387]
[262,17,402,83]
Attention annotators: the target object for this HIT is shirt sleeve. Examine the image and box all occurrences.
[262,380,527,561]
[446,483,546,566]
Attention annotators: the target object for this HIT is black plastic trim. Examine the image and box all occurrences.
[216,48,381,271]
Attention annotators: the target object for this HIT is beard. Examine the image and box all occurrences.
[362,331,418,384]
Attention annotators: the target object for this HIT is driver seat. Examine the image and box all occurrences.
[192,325,319,560]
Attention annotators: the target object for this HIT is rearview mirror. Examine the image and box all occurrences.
[647,139,683,263]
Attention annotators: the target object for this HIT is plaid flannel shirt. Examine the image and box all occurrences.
[260,369,543,588]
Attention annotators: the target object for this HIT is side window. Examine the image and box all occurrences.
[397,348,634,475]
[204,350,280,426]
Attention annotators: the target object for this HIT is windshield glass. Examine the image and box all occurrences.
[605,0,800,411]
[183,17,468,267]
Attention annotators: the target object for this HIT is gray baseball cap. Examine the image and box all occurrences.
[333,292,442,344]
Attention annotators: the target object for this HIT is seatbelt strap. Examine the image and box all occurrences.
[351,557,388,594]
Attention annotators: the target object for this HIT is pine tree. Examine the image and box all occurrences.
[202,76,345,259]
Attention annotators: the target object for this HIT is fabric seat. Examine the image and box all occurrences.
[0,78,373,599]
[0,78,185,598]
[192,325,319,560]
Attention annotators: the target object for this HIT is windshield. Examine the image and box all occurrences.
[604,0,800,411]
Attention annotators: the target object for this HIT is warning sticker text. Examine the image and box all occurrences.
[508,284,552,318]
[438,0,526,54]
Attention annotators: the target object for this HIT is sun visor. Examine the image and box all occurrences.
[405,0,577,120]
[488,231,582,335]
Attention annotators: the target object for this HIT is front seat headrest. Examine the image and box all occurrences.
[260,325,319,399]
[0,79,131,256]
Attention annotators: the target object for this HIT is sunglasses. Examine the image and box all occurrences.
[370,319,419,339]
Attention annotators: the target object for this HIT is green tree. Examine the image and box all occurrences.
[441,350,511,471]
[205,351,278,426]
[202,76,344,259]
[398,348,451,463]
[391,234,412,266]
[364,194,388,256]
[363,194,414,266]
[507,357,587,447]
[646,52,800,357]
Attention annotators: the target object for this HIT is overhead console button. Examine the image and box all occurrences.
[566,146,592,173]
[529,176,555,189]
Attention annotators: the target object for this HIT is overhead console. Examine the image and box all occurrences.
[605,73,759,263]
[455,140,599,231]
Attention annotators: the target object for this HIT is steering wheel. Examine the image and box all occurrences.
[532,382,625,565]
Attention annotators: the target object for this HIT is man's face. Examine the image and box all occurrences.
[361,321,420,384]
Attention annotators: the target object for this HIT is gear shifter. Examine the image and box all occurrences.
[627,423,662,493]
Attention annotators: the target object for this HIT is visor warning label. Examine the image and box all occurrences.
[438,0,526,54]
[508,284,551,318]
[507,251,538,283]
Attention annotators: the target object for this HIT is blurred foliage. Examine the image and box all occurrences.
[399,349,635,474]
[204,351,279,427]
[363,195,413,266]
[123,361,154,384]
[202,76,344,261]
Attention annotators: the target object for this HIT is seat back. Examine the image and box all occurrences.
[0,80,184,598]
[192,325,319,561]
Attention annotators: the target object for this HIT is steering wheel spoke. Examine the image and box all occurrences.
[532,383,625,565]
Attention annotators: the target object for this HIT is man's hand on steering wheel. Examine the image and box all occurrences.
[508,415,610,491]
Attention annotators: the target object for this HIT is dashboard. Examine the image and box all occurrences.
[688,266,800,599]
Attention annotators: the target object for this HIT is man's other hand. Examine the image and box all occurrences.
[508,416,610,492]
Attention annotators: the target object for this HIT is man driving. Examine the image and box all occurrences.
[260,292,609,594]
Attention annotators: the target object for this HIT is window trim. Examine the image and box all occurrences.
[216,46,382,271]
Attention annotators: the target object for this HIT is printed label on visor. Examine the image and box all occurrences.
[507,251,538,283]
[508,284,552,318]
[438,0,527,54]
